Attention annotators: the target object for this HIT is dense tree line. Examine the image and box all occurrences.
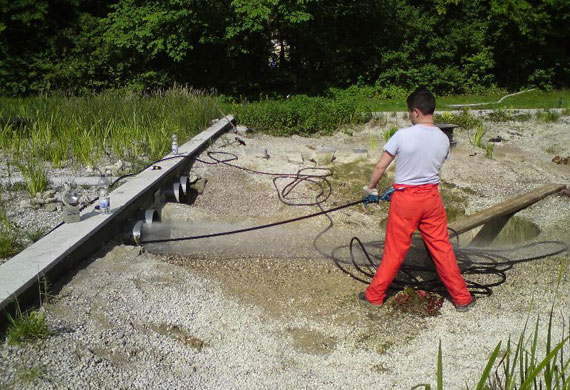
[1,0,568,96]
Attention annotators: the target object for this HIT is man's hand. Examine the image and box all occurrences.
[362,186,378,197]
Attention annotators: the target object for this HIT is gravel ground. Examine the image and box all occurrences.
[1,111,569,389]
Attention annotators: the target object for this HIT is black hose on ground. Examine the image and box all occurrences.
[139,149,568,298]
[42,140,567,298]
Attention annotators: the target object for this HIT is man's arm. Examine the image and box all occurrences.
[367,151,395,189]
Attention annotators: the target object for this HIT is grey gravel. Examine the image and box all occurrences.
[1,114,569,389]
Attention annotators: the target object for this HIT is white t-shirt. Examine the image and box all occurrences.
[383,124,450,185]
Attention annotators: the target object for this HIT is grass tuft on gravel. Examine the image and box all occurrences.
[6,308,50,345]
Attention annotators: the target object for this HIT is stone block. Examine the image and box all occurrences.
[313,147,336,165]
[286,152,304,164]
[20,199,33,209]
[337,149,369,164]
[43,190,56,199]
[244,147,269,159]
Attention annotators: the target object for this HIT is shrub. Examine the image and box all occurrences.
[435,109,482,130]
[234,94,365,136]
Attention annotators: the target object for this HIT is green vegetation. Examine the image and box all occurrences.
[349,90,570,113]
[439,181,468,223]
[468,125,494,159]
[16,364,48,383]
[435,110,482,130]
[6,306,50,345]
[0,192,25,259]
[234,94,368,136]
[329,160,391,213]
[16,159,49,197]
[470,125,486,148]
[486,109,532,122]
[485,144,495,159]
[1,1,569,96]
[384,127,398,142]
[536,109,561,123]
[414,313,570,390]
[0,88,220,166]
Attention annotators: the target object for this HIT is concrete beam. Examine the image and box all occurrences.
[0,116,234,315]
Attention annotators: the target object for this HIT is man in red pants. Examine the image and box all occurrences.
[361,88,475,312]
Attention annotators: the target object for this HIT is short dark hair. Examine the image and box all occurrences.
[406,88,436,115]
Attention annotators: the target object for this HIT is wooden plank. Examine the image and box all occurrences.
[448,183,566,236]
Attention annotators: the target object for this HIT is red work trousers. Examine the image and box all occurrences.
[365,183,472,306]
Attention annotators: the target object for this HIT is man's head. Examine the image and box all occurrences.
[407,88,436,124]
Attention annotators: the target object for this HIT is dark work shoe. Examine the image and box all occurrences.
[455,296,477,312]
[358,292,382,307]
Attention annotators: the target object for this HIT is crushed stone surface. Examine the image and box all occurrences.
[1,112,569,389]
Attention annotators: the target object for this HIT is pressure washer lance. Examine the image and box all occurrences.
[98,173,111,214]
[362,187,395,206]
[172,133,179,155]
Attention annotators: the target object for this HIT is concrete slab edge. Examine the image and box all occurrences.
[0,116,235,314]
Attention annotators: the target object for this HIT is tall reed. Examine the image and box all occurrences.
[0,87,220,169]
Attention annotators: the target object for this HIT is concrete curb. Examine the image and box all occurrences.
[0,116,234,315]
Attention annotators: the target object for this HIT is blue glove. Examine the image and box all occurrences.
[380,187,395,202]
[362,194,380,206]
[362,186,379,206]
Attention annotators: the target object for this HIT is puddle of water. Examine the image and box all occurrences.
[492,216,541,245]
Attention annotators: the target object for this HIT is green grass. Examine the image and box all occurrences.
[384,126,398,141]
[486,109,533,122]
[321,89,570,113]
[16,365,48,383]
[0,232,25,259]
[16,158,49,197]
[536,109,561,123]
[0,192,25,258]
[470,125,486,148]
[0,87,220,167]
[25,228,47,243]
[435,110,482,129]
[6,307,50,345]
[485,143,494,159]
[414,314,569,390]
